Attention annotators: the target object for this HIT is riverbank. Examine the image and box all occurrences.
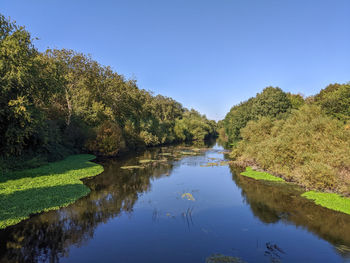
[239,166,350,215]
[0,154,104,229]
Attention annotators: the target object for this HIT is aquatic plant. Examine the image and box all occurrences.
[241,167,284,182]
[159,153,172,156]
[120,165,145,169]
[180,151,199,156]
[139,159,156,164]
[200,162,219,167]
[302,191,350,215]
[181,193,195,201]
[0,154,103,229]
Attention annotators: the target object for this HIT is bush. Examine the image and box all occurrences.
[232,105,350,194]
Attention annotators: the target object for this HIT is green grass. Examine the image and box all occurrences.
[301,191,350,215]
[0,154,104,229]
[241,167,285,182]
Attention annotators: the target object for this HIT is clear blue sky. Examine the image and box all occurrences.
[2,0,349,120]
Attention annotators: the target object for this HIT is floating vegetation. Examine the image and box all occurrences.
[138,159,156,164]
[205,254,247,263]
[157,159,168,162]
[301,191,350,215]
[218,151,231,154]
[200,162,219,167]
[139,159,159,164]
[219,161,230,166]
[159,153,172,156]
[181,193,195,201]
[191,148,202,152]
[180,151,199,156]
[335,244,350,254]
[241,167,284,182]
[209,157,219,160]
[120,165,144,169]
[0,154,103,229]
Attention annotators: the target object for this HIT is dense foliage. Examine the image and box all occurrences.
[224,83,350,194]
[223,87,293,143]
[314,83,350,123]
[0,15,216,169]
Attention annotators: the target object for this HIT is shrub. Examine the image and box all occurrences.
[232,105,350,194]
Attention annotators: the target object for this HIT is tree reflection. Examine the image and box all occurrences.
[230,165,350,259]
[0,147,180,263]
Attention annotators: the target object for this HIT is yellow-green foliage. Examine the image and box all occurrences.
[241,167,284,182]
[302,191,350,215]
[315,83,350,123]
[0,154,103,229]
[181,193,195,201]
[232,105,350,194]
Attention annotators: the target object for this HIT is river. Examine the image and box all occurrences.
[1,142,350,263]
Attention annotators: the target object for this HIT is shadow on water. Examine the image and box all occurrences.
[230,165,350,259]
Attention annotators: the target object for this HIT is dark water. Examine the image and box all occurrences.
[1,142,350,263]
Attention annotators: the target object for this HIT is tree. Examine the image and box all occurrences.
[0,15,52,155]
[252,87,292,118]
[315,83,350,123]
[223,87,293,143]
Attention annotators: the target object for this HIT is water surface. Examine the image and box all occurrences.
[1,143,350,263]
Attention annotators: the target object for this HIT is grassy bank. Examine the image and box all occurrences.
[240,166,350,215]
[0,154,104,229]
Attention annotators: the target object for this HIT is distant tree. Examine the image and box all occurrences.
[224,98,255,143]
[252,87,292,118]
[223,87,292,143]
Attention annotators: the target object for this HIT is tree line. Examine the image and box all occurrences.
[221,83,350,195]
[0,15,216,170]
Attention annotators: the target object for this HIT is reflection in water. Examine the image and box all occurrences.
[230,166,350,259]
[264,242,286,263]
[0,140,350,262]
[0,142,215,263]
[0,148,176,262]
